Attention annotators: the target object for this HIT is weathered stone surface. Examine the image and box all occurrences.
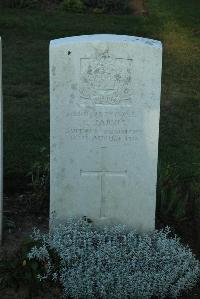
[50,34,162,231]
[0,37,3,243]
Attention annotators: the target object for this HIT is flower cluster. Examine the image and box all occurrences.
[28,218,200,298]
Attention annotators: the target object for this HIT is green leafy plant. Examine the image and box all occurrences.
[157,162,188,223]
[0,238,62,298]
[62,0,131,13]
[83,0,131,13]
[0,239,43,293]
[1,0,40,8]
[30,160,49,201]
[27,147,49,213]
[63,0,86,12]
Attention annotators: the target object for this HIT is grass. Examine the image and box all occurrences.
[0,0,199,191]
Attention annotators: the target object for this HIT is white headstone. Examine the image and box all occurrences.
[50,34,162,231]
[0,37,3,243]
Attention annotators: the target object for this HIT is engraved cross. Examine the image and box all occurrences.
[80,147,127,218]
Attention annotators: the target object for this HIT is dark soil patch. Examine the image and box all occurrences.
[1,193,49,254]
[130,0,148,16]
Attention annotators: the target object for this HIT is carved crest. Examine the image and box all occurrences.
[80,57,133,106]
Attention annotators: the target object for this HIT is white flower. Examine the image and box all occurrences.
[28,218,200,298]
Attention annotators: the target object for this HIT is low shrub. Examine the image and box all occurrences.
[27,147,50,214]
[83,0,131,13]
[157,163,188,222]
[1,0,40,8]
[63,0,86,12]
[0,239,43,292]
[1,0,61,8]
[63,0,131,14]
[1,0,131,13]
[28,218,200,298]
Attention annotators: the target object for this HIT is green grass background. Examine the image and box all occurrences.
[0,0,199,189]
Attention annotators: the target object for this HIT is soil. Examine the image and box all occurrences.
[130,0,148,16]
[1,192,49,254]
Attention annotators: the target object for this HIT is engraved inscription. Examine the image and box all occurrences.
[65,109,141,144]
[80,58,133,106]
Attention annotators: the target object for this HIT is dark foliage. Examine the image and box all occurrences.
[83,0,131,13]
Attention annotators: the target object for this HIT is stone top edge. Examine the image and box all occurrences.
[50,34,162,49]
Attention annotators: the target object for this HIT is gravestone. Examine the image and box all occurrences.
[50,34,162,231]
[0,37,2,243]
